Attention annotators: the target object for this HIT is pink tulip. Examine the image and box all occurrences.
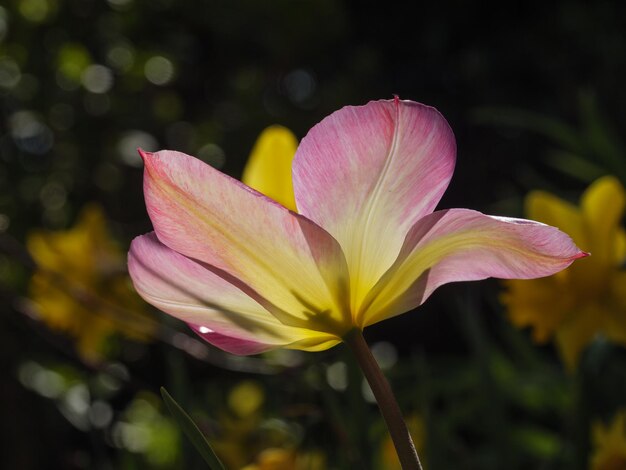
[128,98,586,355]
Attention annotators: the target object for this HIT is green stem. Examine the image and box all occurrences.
[343,329,423,470]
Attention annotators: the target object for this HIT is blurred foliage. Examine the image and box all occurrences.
[473,93,626,186]
[1,0,626,469]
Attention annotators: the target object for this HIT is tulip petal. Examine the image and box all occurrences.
[358,209,586,326]
[292,98,456,311]
[128,233,339,354]
[242,126,298,211]
[140,149,351,336]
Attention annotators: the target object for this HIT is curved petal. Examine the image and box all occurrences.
[292,98,456,311]
[140,149,351,336]
[358,209,586,326]
[190,324,340,354]
[242,126,298,211]
[128,233,339,355]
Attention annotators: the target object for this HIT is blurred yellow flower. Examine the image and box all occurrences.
[228,380,266,418]
[590,410,626,470]
[242,448,326,470]
[27,204,156,363]
[241,125,298,211]
[379,414,426,470]
[213,380,326,470]
[241,448,296,470]
[502,176,626,369]
[212,380,267,469]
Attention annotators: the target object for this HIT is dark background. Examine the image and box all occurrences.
[1,0,625,468]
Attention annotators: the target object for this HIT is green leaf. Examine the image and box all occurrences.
[160,387,225,470]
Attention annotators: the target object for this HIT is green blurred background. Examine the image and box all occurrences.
[2,0,626,469]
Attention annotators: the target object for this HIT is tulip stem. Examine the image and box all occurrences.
[343,329,423,470]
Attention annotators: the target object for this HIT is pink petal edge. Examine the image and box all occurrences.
[292,98,457,303]
[138,148,352,335]
[128,232,337,355]
[358,208,586,326]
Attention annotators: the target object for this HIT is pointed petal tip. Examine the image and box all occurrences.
[137,148,153,162]
[575,250,590,259]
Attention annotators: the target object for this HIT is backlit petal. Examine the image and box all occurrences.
[242,126,298,211]
[140,149,351,335]
[359,209,585,326]
[293,99,456,312]
[128,233,339,354]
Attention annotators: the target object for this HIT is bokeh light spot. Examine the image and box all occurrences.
[0,57,21,88]
[106,0,133,11]
[371,341,398,370]
[144,56,174,85]
[228,381,264,417]
[60,384,91,430]
[81,64,114,93]
[18,361,66,399]
[65,384,90,416]
[0,214,10,232]
[0,7,9,42]
[283,68,316,105]
[57,43,92,83]
[18,0,56,23]
[106,44,135,72]
[117,130,158,167]
[89,401,113,428]
[361,379,375,403]
[197,143,226,169]
[326,361,348,391]
[39,181,67,210]
[9,110,54,155]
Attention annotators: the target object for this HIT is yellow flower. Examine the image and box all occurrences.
[590,410,626,470]
[212,380,326,470]
[27,204,155,363]
[242,448,326,470]
[242,125,298,211]
[212,380,266,469]
[241,448,296,470]
[502,176,626,370]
